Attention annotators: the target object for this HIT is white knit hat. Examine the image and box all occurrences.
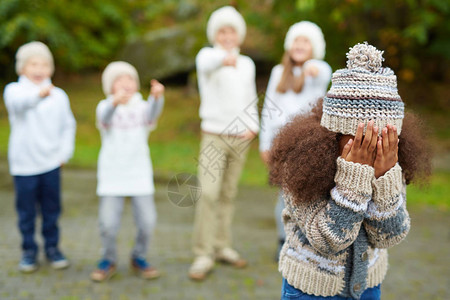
[206,6,246,45]
[284,21,326,60]
[15,41,54,75]
[101,61,140,96]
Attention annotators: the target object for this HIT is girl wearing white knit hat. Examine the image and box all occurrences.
[90,61,165,282]
[189,6,259,281]
[259,21,332,260]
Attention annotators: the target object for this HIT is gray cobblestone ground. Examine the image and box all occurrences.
[0,162,448,300]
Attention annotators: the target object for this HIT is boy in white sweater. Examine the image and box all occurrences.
[90,61,164,282]
[3,41,76,273]
[189,6,259,281]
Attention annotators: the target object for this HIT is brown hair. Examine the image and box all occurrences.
[269,99,432,205]
[276,52,306,94]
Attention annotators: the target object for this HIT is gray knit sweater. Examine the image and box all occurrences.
[279,157,410,299]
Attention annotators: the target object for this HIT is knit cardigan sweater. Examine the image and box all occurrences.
[279,157,410,299]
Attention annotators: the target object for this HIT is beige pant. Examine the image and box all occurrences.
[192,132,250,257]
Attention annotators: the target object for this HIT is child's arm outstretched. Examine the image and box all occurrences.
[364,124,410,248]
[4,84,53,114]
[196,47,231,74]
[145,79,165,124]
[303,59,332,91]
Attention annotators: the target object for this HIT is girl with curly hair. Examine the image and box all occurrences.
[270,42,431,299]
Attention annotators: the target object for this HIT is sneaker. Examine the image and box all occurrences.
[18,251,38,273]
[215,248,247,268]
[90,259,116,282]
[188,255,214,281]
[46,247,70,269]
[131,256,160,280]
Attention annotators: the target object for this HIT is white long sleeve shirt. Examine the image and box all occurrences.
[259,60,331,152]
[196,46,259,135]
[3,76,76,176]
[96,93,164,196]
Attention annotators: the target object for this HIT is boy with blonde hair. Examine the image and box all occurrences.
[4,41,76,273]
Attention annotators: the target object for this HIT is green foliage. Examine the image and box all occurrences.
[1,0,448,85]
[0,0,146,79]
[290,0,450,82]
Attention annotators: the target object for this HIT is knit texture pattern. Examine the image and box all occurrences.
[321,42,404,136]
[279,158,410,299]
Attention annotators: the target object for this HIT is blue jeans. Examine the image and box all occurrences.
[98,195,157,262]
[14,168,61,255]
[281,278,381,300]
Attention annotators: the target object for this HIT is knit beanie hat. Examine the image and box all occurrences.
[284,21,326,60]
[321,42,404,136]
[101,61,140,96]
[206,6,246,45]
[15,41,54,75]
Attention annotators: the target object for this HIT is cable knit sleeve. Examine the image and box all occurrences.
[363,163,410,248]
[284,157,374,255]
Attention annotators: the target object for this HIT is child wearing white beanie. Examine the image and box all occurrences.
[259,21,332,259]
[3,41,76,273]
[90,61,165,282]
[189,6,259,281]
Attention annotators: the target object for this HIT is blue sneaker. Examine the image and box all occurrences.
[46,247,70,269]
[19,250,38,273]
[131,256,160,279]
[90,259,116,282]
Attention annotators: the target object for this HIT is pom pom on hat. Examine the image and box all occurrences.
[101,61,140,96]
[206,6,246,45]
[15,41,54,76]
[346,42,385,72]
[321,42,404,136]
[284,21,326,60]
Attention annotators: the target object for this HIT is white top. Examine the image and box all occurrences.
[96,93,164,196]
[3,76,76,176]
[259,60,332,152]
[196,46,259,135]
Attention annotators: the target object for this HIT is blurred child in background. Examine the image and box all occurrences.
[90,61,164,282]
[189,6,259,281]
[3,41,76,273]
[259,21,331,259]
